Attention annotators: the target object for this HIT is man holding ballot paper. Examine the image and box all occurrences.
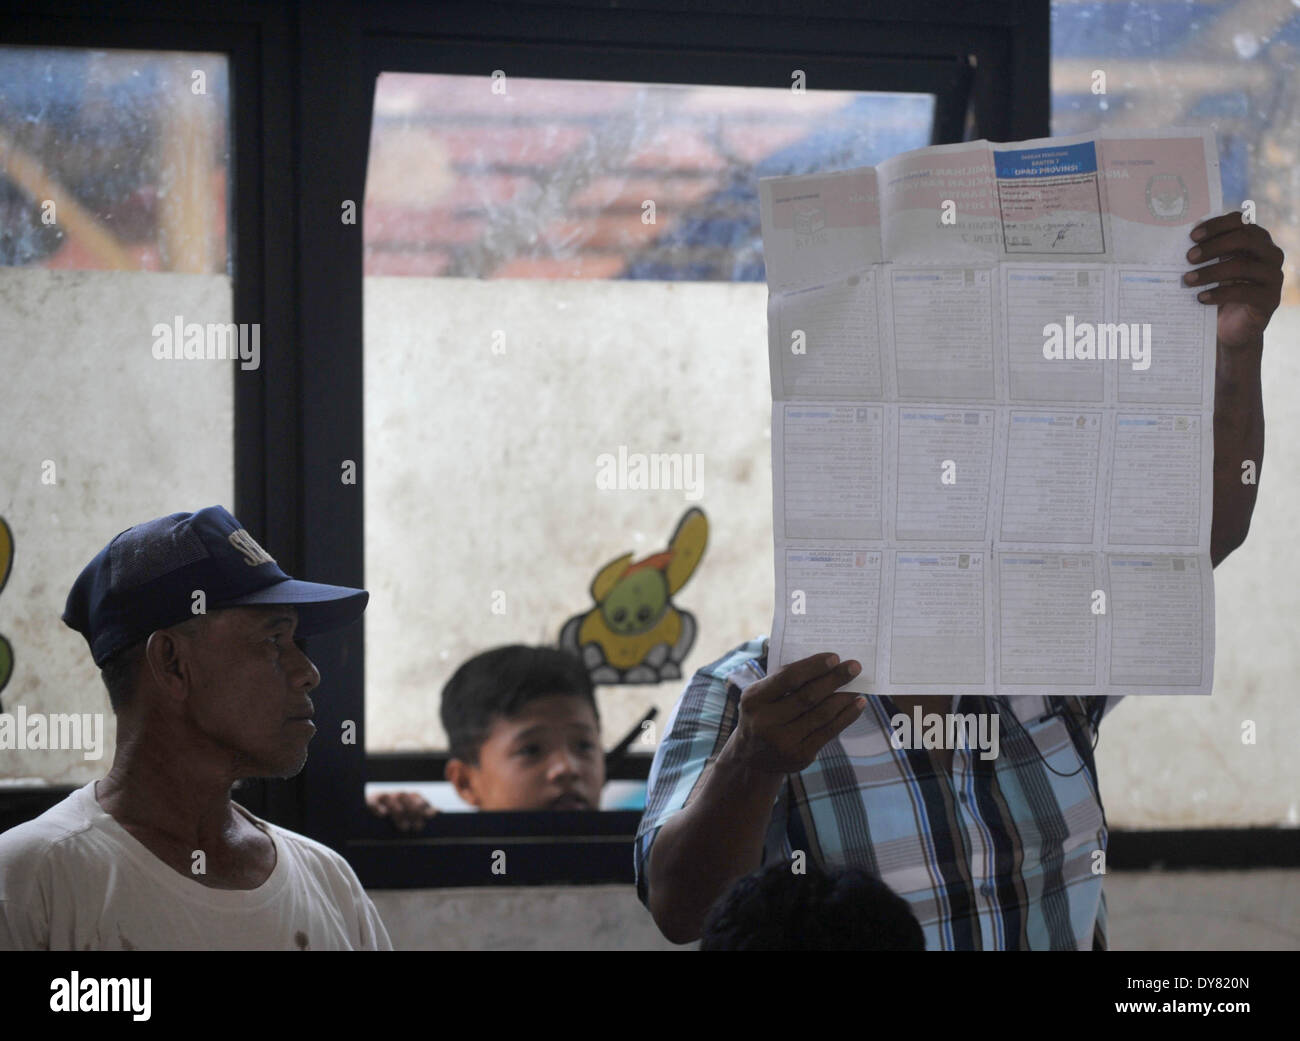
[636,128,1282,950]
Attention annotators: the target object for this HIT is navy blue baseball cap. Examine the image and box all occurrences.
[63,506,369,666]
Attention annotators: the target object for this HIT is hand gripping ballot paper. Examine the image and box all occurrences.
[758,128,1221,697]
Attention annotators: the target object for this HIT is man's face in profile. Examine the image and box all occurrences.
[450,694,605,811]
[177,606,322,779]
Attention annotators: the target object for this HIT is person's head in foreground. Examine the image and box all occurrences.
[69,505,368,781]
[441,644,605,810]
[0,505,390,951]
[698,858,926,951]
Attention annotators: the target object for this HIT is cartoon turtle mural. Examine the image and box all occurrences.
[559,507,707,685]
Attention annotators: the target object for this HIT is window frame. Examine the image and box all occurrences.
[0,5,297,820]
[338,3,996,886]
[10,0,1292,889]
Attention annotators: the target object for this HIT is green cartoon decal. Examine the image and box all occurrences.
[560,507,707,685]
[0,517,12,701]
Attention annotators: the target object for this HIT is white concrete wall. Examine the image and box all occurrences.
[0,268,233,784]
[368,871,1300,950]
[364,276,1300,828]
[369,884,686,951]
[3,270,1295,830]
[363,276,774,755]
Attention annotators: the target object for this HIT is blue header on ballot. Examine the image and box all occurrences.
[994,141,1098,179]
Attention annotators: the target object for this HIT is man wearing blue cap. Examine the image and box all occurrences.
[0,506,391,950]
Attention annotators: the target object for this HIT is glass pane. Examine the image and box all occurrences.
[0,48,229,272]
[0,47,234,786]
[364,74,933,279]
[1051,0,1299,828]
[363,73,935,812]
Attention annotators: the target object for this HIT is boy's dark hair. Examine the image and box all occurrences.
[441,645,597,764]
[698,858,926,951]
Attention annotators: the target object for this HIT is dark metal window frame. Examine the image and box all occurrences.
[0,0,303,827]
[6,0,1292,888]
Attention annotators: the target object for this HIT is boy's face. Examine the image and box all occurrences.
[447,693,605,811]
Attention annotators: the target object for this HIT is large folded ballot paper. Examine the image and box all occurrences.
[758,128,1221,697]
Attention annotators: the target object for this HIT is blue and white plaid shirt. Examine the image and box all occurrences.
[635,637,1123,950]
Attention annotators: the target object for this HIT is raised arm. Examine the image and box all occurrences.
[1185,212,1283,567]
[646,653,862,943]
